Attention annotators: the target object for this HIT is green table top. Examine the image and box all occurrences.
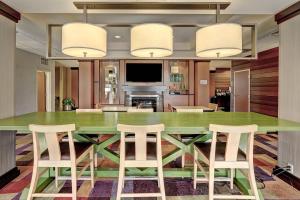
[0,112,300,133]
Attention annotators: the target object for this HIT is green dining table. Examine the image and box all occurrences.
[1,111,300,199]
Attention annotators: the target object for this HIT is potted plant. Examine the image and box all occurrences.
[62,97,74,111]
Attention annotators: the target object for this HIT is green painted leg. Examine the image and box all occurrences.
[20,168,54,199]
[234,169,264,200]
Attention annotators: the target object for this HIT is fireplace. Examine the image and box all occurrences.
[123,86,166,112]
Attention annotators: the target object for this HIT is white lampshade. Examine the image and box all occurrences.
[62,23,107,58]
[196,23,242,58]
[131,23,173,58]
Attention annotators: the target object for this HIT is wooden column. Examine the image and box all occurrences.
[79,61,94,108]
[194,62,210,106]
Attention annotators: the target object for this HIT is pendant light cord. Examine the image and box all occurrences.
[83,5,88,23]
[215,4,220,24]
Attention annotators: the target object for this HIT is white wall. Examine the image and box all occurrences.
[278,14,300,178]
[0,16,15,119]
[0,15,16,176]
[15,48,55,115]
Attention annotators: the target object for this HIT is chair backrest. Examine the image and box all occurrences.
[208,103,218,111]
[127,108,153,113]
[29,124,76,162]
[76,109,102,113]
[167,104,174,112]
[117,124,164,161]
[176,108,203,113]
[209,124,257,162]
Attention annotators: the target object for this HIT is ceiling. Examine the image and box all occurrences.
[5,0,298,14]
[4,0,295,66]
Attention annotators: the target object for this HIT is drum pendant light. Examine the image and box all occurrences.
[196,23,242,58]
[61,7,107,58]
[131,23,173,58]
[196,5,242,58]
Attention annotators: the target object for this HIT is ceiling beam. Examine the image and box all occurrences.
[73,2,230,10]
[0,1,21,23]
[275,1,300,24]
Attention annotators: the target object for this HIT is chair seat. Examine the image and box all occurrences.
[125,143,157,160]
[41,142,92,160]
[194,142,246,161]
[181,134,203,139]
[126,134,156,138]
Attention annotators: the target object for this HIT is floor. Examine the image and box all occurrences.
[0,133,300,199]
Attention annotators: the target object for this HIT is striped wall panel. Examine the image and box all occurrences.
[232,48,279,117]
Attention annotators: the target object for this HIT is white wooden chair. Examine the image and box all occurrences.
[116,124,166,200]
[193,124,260,200]
[167,103,174,112]
[176,108,204,113]
[76,108,102,167]
[208,103,218,111]
[27,124,94,200]
[76,108,103,113]
[126,107,155,142]
[176,108,204,168]
[127,107,154,112]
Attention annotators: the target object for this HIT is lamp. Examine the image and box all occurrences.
[131,23,173,58]
[196,23,242,58]
[62,23,107,58]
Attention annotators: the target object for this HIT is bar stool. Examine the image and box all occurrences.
[27,124,94,200]
[176,108,204,168]
[193,124,260,200]
[116,124,166,200]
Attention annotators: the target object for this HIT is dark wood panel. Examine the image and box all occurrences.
[71,69,79,108]
[232,47,279,116]
[0,2,21,23]
[275,1,300,24]
[251,67,278,74]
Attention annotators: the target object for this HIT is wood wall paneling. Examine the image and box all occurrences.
[195,62,210,106]
[232,47,279,116]
[70,68,79,108]
[93,60,100,107]
[79,61,94,109]
[188,60,195,106]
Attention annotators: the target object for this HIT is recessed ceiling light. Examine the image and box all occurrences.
[114,35,121,39]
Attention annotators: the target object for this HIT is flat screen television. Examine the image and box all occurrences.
[125,63,163,83]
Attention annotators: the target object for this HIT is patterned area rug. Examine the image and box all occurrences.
[1,133,300,199]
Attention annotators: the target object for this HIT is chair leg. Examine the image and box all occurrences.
[55,167,59,188]
[27,164,39,200]
[182,153,185,168]
[193,148,198,190]
[71,165,77,200]
[208,166,215,200]
[158,165,166,200]
[90,148,95,187]
[249,163,260,200]
[230,168,234,190]
[116,165,125,200]
[94,153,98,168]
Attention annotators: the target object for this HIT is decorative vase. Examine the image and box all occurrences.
[63,104,72,111]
